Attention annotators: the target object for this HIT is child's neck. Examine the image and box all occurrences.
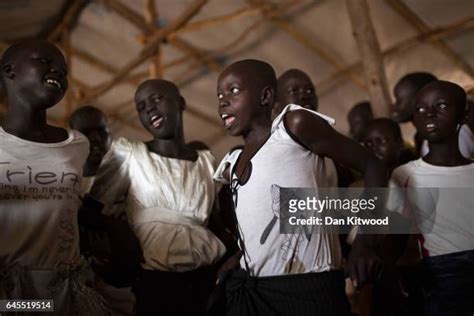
[243,117,272,147]
[423,133,471,166]
[3,105,49,138]
[147,137,194,160]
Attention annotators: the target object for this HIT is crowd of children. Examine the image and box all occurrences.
[0,39,473,316]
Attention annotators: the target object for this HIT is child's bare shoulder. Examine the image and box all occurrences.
[283,109,334,144]
[284,109,330,129]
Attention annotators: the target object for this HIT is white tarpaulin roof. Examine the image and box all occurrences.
[1,0,473,158]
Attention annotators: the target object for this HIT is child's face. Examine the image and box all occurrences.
[348,111,370,142]
[217,70,262,137]
[72,113,111,167]
[278,74,318,111]
[393,82,415,123]
[413,84,463,143]
[135,81,182,139]
[7,42,68,109]
[364,125,400,167]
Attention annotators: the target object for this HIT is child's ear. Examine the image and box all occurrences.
[2,64,15,80]
[179,96,186,111]
[261,86,274,107]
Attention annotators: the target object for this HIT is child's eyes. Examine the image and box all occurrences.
[152,97,162,103]
[437,103,447,110]
[217,93,224,100]
[231,87,240,94]
[34,57,49,64]
[415,107,426,114]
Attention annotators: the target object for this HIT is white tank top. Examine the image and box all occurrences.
[214,104,342,277]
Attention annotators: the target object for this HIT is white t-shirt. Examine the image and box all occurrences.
[421,124,474,159]
[90,138,225,272]
[389,159,474,257]
[214,104,342,277]
[0,127,107,314]
[0,127,87,267]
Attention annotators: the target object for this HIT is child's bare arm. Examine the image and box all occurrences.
[284,109,388,187]
[285,110,388,286]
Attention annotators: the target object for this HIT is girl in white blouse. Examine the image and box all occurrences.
[90,79,226,315]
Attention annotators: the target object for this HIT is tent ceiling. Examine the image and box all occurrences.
[1,0,473,158]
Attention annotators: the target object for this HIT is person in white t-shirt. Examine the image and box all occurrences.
[388,80,474,315]
[0,39,108,315]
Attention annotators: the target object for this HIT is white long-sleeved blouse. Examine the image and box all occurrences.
[90,137,225,272]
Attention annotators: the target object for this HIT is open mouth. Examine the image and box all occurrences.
[221,113,235,128]
[44,78,63,91]
[425,123,437,133]
[150,115,164,128]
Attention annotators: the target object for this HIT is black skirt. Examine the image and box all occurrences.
[135,266,216,316]
[225,269,351,316]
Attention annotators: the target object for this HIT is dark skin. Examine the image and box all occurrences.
[272,69,318,119]
[383,81,471,264]
[393,81,417,123]
[135,79,197,161]
[135,79,235,253]
[217,67,273,180]
[86,80,203,284]
[364,124,403,174]
[348,102,373,142]
[413,81,471,167]
[1,40,69,143]
[393,81,426,154]
[392,76,437,156]
[70,107,112,176]
[217,60,388,287]
[69,108,140,281]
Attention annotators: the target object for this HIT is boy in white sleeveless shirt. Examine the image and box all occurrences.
[214,59,387,316]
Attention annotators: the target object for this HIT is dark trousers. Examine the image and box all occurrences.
[135,266,215,316]
[422,250,474,316]
[224,269,351,316]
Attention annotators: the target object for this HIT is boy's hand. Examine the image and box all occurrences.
[346,234,383,288]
